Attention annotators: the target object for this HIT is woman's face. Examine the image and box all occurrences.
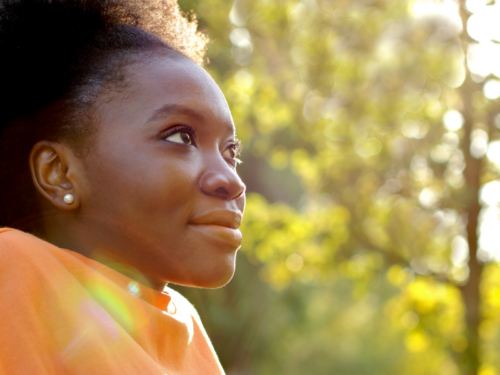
[73,55,245,289]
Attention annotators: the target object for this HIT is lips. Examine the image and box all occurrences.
[189,210,242,247]
[189,210,242,229]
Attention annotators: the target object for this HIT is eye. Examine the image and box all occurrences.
[222,139,243,165]
[166,132,193,145]
[163,126,196,146]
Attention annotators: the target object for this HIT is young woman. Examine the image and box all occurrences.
[0,0,245,373]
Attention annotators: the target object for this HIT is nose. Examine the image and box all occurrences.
[200,158,246,200]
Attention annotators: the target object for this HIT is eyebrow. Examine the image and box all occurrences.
[145,104,205,124]
[145,103,236,134]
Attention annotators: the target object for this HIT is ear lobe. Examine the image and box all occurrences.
[29,141,79,210]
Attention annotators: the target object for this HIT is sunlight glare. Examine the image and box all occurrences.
[483,79,500,100]
[410,0,462,34]
[465,0,489,14]
[451,236,469,267]
[479,181,500,262]
[467,5,500,43]
[419,187,439,208]
[479,180,500,206]
[465,2,500,80]
[479,182,500,262]
[443,110,464,131]
[230,28,251,47]
[479,206,500,261]
[487,141,500,164]
[470,129,488,158]
[467,42,500,79]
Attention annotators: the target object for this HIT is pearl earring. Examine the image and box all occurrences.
[63,194,74,205]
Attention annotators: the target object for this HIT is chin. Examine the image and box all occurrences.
[172,253,237,289]
[202,269,236,289]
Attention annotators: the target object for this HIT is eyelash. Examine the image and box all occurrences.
[163,125,242,163]
[226,139,243,165]
[163,125,197,146]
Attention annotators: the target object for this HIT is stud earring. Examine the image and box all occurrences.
[63,194,74,205]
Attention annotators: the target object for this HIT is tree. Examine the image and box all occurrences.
[174,1,500,374]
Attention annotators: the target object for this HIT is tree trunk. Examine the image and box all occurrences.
[458,77,483,375]
[459,164,482,375]
[457,4,483,371]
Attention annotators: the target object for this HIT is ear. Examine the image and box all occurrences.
[29,141,80,210]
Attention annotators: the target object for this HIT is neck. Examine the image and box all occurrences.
[41,210,168,291]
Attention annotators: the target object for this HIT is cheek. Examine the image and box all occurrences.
[83,147,199,224]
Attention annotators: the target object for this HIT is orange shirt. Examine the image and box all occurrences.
[0,228,225,374]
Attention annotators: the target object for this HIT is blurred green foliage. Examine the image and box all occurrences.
[171,0,500,374]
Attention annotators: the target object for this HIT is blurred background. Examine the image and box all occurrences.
[170,0,500,374]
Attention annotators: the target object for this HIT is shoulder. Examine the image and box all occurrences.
[0,228,62,279]
[0,230,80,373]
[163,286,221,365]
[0,227,52,260]
[0,227,48,247]
[164,286,209,330]
[164,286,199,317]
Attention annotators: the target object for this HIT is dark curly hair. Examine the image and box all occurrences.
[0,0,208,230]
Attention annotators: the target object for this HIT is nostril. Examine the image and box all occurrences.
[214,187,229,197]
[200,168,245,200]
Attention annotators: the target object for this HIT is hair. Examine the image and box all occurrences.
[0,0,208,230]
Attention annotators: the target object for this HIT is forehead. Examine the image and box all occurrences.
[96,55,235,133]
[129,56,233,127]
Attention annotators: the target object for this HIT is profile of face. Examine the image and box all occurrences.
[31,55,246,290]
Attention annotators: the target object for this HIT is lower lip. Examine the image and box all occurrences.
[189,224,242,248]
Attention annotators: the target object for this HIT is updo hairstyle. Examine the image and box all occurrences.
[0,0,208,230]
